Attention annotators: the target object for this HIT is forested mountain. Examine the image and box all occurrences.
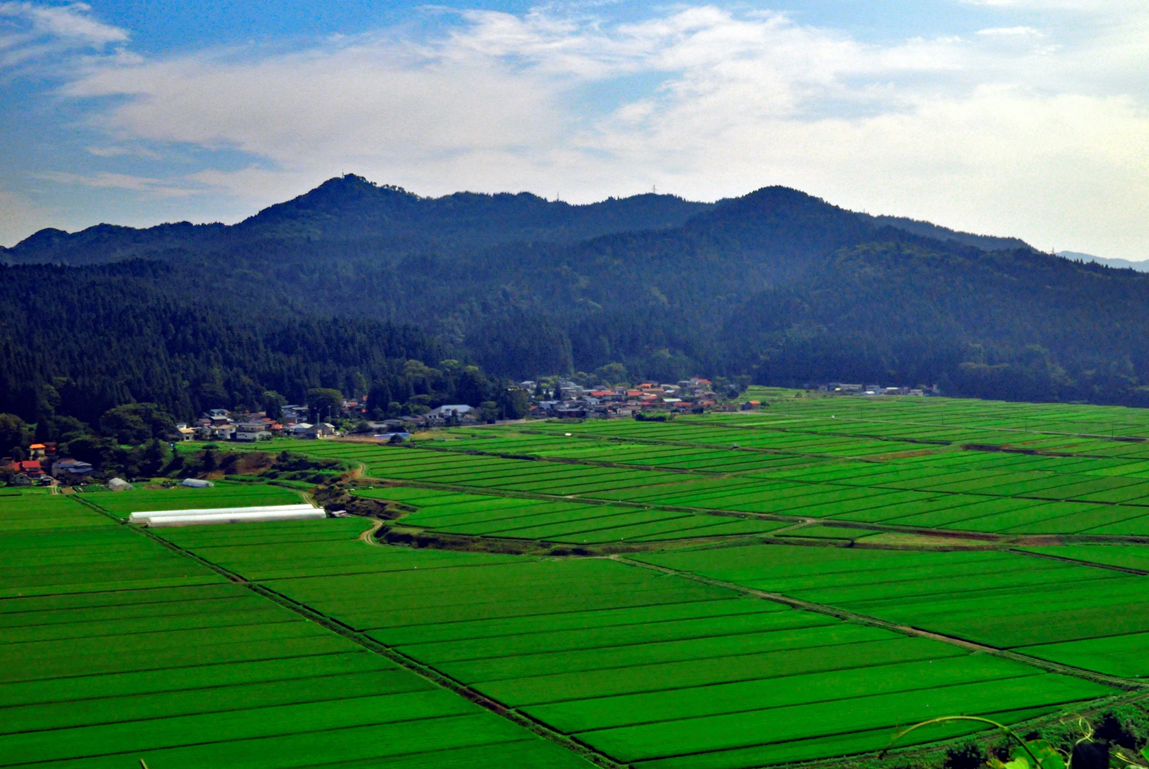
[866,215,1031,252]
[0,259,460,425]
[0,175,711,265]
[3,174,1148,434]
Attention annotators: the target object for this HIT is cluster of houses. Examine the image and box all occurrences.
[183,378,728,445]
[1,443,94,486]
[185,407,337,442]
[362,405,474,436]
[150,375,735,451]
[526,378,720,419]
[820,383,937,397]
[184,402,478,444]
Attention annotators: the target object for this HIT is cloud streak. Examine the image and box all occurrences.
[35,170,201,197]
[0,2,126,72]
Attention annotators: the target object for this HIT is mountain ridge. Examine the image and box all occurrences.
[1,175,1033,266]
[0,175,715,265]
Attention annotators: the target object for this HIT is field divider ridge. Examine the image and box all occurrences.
[613,554,1148,692]
[73,498,628,769]
[421,431,893,465]
[1010,547,1149,576]
[377,443,1149,532]
[361,478,1033,548]
[702,408,1142,444]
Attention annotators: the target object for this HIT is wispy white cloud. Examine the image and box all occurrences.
[66,39,562,165]
[84,144,163,159]
[976,26,1044,37]
[35,170,201,197]
[0,2,126,72]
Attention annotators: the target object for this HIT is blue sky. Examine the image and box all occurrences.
[1,1,1146,258]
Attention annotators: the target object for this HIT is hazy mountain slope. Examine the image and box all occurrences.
[723,239,1149,403]
[0,222,228,266]
[868,215,1032,251]
[1058,250,1149,272]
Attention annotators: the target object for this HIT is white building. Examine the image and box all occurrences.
[427,405,477,424]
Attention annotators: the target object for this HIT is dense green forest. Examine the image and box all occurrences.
[3,174,1148,438]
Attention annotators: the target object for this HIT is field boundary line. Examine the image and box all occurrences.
[82,503,626,769]
[1011,547,1149,576]
[414,442,712,476]
[664,416,955,447]
[376,444,1149,535]
[614,555,1147,692]
[701,408,1144,443]
[417,432,892,466]
[238,581,627,769]
[359,479,1035,550]
[519,413,1148,462]
[235,439,1149,543]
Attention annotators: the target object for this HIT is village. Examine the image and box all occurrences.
[0,442,96,486]
[181,377,938,444]
[182,376,727,444]
[1,377,936,488]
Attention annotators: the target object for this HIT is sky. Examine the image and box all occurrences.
[0,1,1146,259]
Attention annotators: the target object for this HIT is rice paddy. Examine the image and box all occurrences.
[0,495,594,769]
[155,519,1114,768]
[8,392,1149,767]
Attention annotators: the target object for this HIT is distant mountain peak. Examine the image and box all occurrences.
[313,174,415,197]
[718,185,827,210]
[699,187,853,230]
[270,174,419,210]
[1058,250,1149,272]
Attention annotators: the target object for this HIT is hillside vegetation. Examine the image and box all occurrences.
[2,175,1148,425]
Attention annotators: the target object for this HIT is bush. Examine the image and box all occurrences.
[1094,706,1149,750]
[943,741,985,769]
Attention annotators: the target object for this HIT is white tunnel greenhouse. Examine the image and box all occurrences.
[129,504,326,527]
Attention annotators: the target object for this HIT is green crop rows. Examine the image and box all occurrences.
[319,396,1149,538]
[151,519,1115,768]
[0,496,592,769]
[12,394,1149,767]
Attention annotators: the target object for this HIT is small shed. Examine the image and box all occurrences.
[107,478,134,492]
[179,478,215,488]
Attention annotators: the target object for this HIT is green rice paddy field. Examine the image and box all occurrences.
[0,491,592,769]
[8,393,1149,767]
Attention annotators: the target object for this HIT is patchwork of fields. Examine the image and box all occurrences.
[9,393,1149,767]
[636,544,1149,679]
[145,517,1115,769]
[0,491,594,769]
[312,393,1149,537]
